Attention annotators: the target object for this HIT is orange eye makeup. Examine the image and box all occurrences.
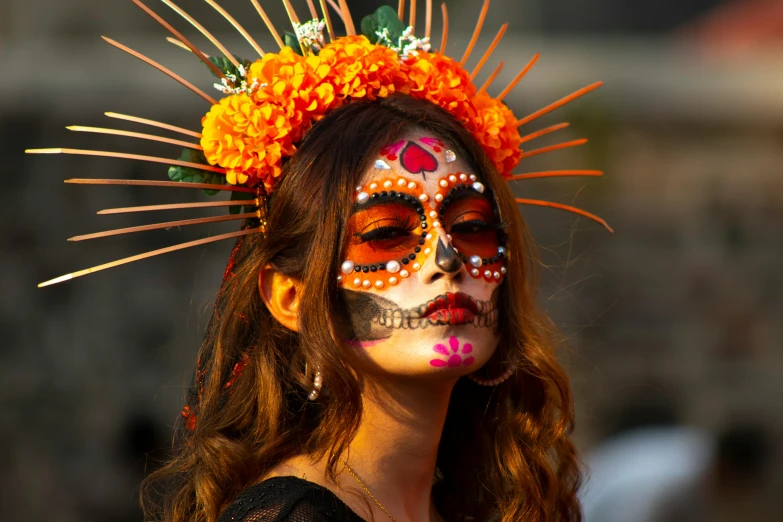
[338,173,507,291]
[347,202,425,264]
[433,173,507,283]
[442,196,500,258]
[340,177,436,291]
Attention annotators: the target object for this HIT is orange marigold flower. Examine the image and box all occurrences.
[201,94,293,191]
[404,52,476,120]
[199,37,525,190]
[471,93,523,176]
[320,35,406,99]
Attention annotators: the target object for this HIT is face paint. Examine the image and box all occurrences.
[343,177,437,290]
[433,173,507,282]
[341,290,399,343]
[339,133,503,379]
[399,141,439,178]
[342,290,498,336]
[429,336,476,368]
[418,137,444,152]
[380,140,406,161]
[434,237,462,274]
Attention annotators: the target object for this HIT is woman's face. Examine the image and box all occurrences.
[338,131,506,379]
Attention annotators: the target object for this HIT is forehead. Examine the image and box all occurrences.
[358,131,478,191]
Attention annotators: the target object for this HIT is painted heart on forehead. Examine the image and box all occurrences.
[400,141,439,178]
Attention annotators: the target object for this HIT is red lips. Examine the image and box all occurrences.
[422,292,479,325]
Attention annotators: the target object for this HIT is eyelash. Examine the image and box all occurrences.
[355,214,419,243]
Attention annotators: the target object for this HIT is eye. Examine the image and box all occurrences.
[441,195,501,258]
[344,204,425,264]
[356,217,417,244]
[450,215,494,235]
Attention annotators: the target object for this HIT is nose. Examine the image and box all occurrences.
[435,237,461,273]
[420,236,466,284]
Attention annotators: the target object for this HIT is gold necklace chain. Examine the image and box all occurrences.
[340,459,398,522]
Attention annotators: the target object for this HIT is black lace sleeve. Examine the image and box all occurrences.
[217,476,366,522]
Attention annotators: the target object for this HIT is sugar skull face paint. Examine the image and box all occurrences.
[338,131,504,379]
[430,336,475,368]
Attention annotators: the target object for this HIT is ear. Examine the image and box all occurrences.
[259,265,302,332]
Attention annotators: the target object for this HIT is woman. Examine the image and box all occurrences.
[141,94,581,522]
[29,1,603,520]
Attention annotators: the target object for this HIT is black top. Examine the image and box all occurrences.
[218,476,366,522]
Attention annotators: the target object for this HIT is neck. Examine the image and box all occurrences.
[345,376,455,522]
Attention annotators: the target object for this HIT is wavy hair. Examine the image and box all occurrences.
[141,94,582,522]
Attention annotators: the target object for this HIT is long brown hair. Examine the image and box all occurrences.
[141,94,582,522]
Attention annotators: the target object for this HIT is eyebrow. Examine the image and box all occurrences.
[350,191,424,214]
[439,185,495,209]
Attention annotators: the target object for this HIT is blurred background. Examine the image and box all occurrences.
[2,0,782,520]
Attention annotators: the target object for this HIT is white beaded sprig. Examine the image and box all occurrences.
[213,63,265,95]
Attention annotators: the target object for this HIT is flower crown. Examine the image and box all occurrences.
[202,7,522,192]
[27,0,610,287]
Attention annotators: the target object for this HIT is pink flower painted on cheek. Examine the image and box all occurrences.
[430,336,475,368]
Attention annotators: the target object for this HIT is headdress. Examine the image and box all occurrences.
[27,0,611,288]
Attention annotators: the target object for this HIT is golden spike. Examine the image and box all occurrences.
[65,178,255,193]
[166,36,198,53]
[337,0,356,35]
[250,0,285,49]
[519,139,587,160]
[306,0,319,20]
[98,199,257,215]
[319,0,335,42]
[105,112,202,139]
[507,170,603,182]
[69,213,257,242]
[66,126,202,150]
[101,36,218,104]
[410,0,417,33]
[519,122,569,144]
[516,199,613,233]
[130,0,229,83]
[281,0,308,55]
[439,3,448,53]
[398,0,406,21]
[460,0,490,66]
[516,81,603,128]
[497,52,539,102]
[38,228,262,287]
[281,0,301,25]
[425,0,432,39]
[25,148,226,174]
[204,0,265,57]
[326,0,344,21]
[477,61,504,95]
[470,23,507,80]
[160,0,241,69]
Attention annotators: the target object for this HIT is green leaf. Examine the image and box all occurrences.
[168,148,226,196]
[284,33,304,56]
[207,55,253,79]
[229,188,249,215]
[361,5,406,45]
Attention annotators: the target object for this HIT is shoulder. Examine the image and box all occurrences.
[217,476,365,522]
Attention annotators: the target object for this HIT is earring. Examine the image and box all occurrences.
[468,364,515,386]
[308,369,323,401]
